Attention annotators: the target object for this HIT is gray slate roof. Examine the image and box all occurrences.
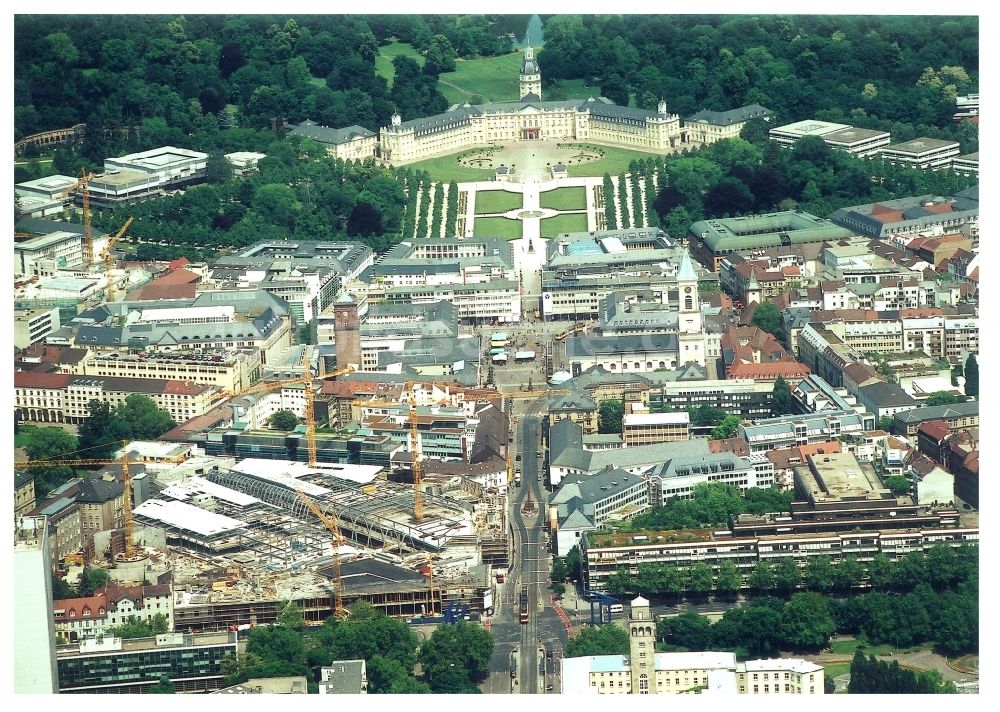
[566,333,678,357]
[684,103,773,126]
[289,120,374,145]
[893,401,978,424]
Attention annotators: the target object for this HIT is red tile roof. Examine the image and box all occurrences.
[918,419,951,441]
[153,268,201,286]
[53,592,108,622]
[727,363,810,380]
[129,283,198,301]
[163,380,211,395]
[14,371,71,389]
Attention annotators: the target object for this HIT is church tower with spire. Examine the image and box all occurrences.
[677,250,706,367]
[628,596,657,694]
[519,46,541,101]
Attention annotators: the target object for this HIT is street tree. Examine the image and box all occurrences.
[750,301,783,339]
[964,354,978,398]
[710,414,741,440]
[770,377,795,416]
[419,620,494,692]
[564,624,630,657]
[268,410,300,431]
[598,399,624,434]
[803,556,835,593]
[773,557,801,594]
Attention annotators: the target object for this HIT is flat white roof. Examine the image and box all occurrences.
[139,305,234,322]
[561,656,601,695]
[160,476,261,507]
[229,459,332,495]
[771,119,851,137]
[740,658,823,674]
[653,651,737,670]
[133,498,248,536]
[225,152,267,161]
[624,412,691,426]
[13,231,80,251]
[110,145,208,164]
[599,236,627,254]
[514,351,535,359]
[16,174,78,191]
[123,440,192,459]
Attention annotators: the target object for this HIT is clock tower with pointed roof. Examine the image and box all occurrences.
[520,46,542,101]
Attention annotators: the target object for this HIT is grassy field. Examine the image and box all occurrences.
[407,153,494,182]
[538,186,587,211]
[375,41,425,85]
[539,212,589,237]
[438,52,523,104]
[565,145,664,178]
[473,216,522,240]
[474,189,524,214]
[15,428,34,449]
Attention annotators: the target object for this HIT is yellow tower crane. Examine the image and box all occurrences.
[102,216,134,302]
[77,168,96,265]
[214,362,353,468]
[16,440,186,560]
[355,385,568,520]
[295,489,347,619]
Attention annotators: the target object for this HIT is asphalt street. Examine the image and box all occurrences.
[481,398,568,694]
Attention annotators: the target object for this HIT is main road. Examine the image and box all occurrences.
[482,398,570,694]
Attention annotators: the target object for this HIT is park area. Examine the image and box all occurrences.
[408,153,494,182]
[539,186,587,211]
[539,212,589,238]
[473,216,522,240]
[563,144,665,177]
[473,189,523,214]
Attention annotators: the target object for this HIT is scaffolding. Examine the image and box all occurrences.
[205,468,473,553]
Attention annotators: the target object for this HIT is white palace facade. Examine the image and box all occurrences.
[378,47,683,164]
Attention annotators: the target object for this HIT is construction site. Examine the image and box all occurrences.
[125,454,510,631]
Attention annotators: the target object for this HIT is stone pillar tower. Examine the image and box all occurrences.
[520,46,542,100]
[677,250,706,367]
[746,267,762,306]
[332,293,362,371]
[628,595,657,694]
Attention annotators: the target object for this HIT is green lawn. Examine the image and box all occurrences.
[15,428,35,449]
[407,152,495,182]
[565,145,665,178]
[474,189,523,214]
[309,76,325,87]
[538,186,587,211]
[539,212,589,238]
[473,216,522,240]
[438,52,524,104]
[375,41,425,85]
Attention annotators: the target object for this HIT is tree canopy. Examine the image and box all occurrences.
[964,354,978,398]
[268,410,300,431]
[564,624,630,658]
[598,399,624,434]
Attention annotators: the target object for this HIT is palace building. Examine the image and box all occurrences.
[378,47,683,163]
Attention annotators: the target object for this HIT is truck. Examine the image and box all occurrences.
[519,584,529,625]
[514,471,522,487]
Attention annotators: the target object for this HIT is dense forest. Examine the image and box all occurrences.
[15,15,977,151]
[537,15,977,144]
[14,15,979,257]
[14,15,516,153]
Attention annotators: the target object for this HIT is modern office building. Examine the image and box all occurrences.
[14,516,60,693]
[689,211,856,271]
[56,631,238,693]
[879,137,960,170]
[14,306,61,349]
[830,186,978,239]
[622,411,691,446]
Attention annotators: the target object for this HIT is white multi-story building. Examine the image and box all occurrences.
[14,306,61,349]
[14,516,59,693]
[83,348,261,394]
[880,137,960,170]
